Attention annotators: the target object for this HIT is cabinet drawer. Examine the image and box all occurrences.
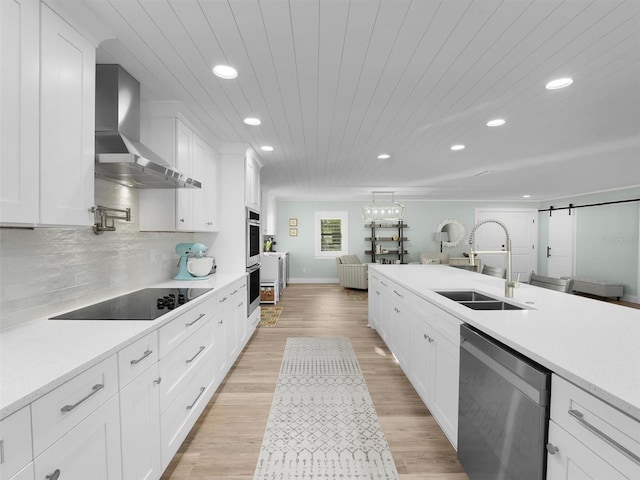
[158,294,216,357]
[160,353,216,470]
[118,330,159,388]
[159,317,214,412]
[34,394,122,480]
[551,375,640,477]
[32,355,118,456]
[0,406,32,480]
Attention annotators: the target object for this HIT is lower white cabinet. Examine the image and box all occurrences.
[160,354,216,470]
[119,364,161,480]
[34,394,122,480]
[546,375,640,480]
[0,406,33,480]
[371,272,461,448]
[8,463,34,480]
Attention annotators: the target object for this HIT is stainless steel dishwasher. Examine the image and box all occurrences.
[458,324,551,480]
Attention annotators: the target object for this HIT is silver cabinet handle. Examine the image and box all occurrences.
[154,377,162,384]
[60,384,104,412]
[381,281,388,287]
[393,290,404,298]
[230,289,238,295]
[220,296,228,303]
[568,409,640,465]
[186,313,206,327]
[186,387,206,410]
[130,349,152,365]
[46,470,61,480]
[0,439,4,464]
[186,346,205,364]
[546,443,559,455]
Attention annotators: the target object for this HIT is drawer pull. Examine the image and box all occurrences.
[230,289,238,295]
[568,409,640,465]
[187,386,206,410]
[46,470,61,480]
[186,313,206,327]
[130,349,152,365]
[546,443,559,455]
[393,290,404,298]
[186,346,206,364]
[154,377,162,384]
[60,384,104,412]
[381,281,388,287]
[220,296,228,303]
[0,440,4,464]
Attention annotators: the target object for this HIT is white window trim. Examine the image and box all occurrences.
[314,211,349,259]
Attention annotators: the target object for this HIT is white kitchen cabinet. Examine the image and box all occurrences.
[39,3,95,227]
[0,0,40,225]
[368,271,381,330]
[1,1,94,227]
[119,364,161,480]
[160,352,216,470]
[139,116,218,232]
[231,281,248,349]
[373,271,461,448]
[547,375,640,480]
[261,191,277,235]
[0,406,33,480]
[34,394,122,480]
[7,463,34,480]
[245,155,261,210]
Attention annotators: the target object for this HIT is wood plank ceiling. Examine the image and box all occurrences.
[74,0,640,201]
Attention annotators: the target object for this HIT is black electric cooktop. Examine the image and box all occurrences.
[50,288,212,321]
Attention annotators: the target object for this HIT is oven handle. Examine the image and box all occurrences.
[247,263,261,273]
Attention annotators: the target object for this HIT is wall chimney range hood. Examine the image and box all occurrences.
[95,65,201,189]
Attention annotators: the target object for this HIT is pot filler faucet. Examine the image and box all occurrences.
[468,219,518,298]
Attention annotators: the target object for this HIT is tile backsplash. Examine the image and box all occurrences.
[0,180,213,330]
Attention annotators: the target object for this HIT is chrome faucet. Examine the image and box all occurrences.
[468,219,518,298]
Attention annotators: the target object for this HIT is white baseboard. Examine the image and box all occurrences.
[289,277,339,284]
[622,294,638,304]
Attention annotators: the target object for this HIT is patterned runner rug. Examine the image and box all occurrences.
[253,337,400,479]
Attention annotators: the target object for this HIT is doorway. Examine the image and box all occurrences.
[547,209,576,278]
[474,209,538,283]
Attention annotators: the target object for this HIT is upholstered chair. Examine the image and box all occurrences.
[336,254,368,290]
[529,273,573,293]
[482,265,507,279]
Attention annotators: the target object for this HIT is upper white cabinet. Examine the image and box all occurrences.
[139,116,218,232]
[261,191,277,235]
[0,0,94,227]
[0,0,40,225]
[245,155,261,210]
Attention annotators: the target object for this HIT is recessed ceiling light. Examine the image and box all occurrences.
[261,145,274,152]
[486,118,506,127]
[546,77,573,90]
[377,154,391,159]
[450,144,465,151]
[523,194,531,198]
[243,117,261,126]
[212,65,238,79]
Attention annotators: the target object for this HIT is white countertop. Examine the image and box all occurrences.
[0,272,245,419]
[370,264,640,421]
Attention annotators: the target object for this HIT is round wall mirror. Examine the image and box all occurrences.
[437,218,466,248]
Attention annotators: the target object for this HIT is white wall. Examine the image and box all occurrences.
[0,179,214,330]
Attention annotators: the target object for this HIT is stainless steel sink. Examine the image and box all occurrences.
[458,301,524,311]
[435,291,525,311]
[435,291,497,302]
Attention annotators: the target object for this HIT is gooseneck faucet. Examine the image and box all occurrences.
[468,219,518,298]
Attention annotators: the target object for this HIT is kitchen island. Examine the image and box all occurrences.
[369,263,640,480]
[371,264,640,420]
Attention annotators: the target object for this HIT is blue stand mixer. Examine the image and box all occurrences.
[174,243,209,280]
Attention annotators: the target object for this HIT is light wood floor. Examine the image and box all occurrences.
[161,283,469,480]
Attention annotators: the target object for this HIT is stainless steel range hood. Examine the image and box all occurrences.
[95,65,201,189]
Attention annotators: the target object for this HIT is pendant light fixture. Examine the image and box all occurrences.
[362,191,406,222]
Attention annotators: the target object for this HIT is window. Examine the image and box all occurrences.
[314,211,348,258]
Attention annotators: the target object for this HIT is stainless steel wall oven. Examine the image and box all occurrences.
[246,207,261,317]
